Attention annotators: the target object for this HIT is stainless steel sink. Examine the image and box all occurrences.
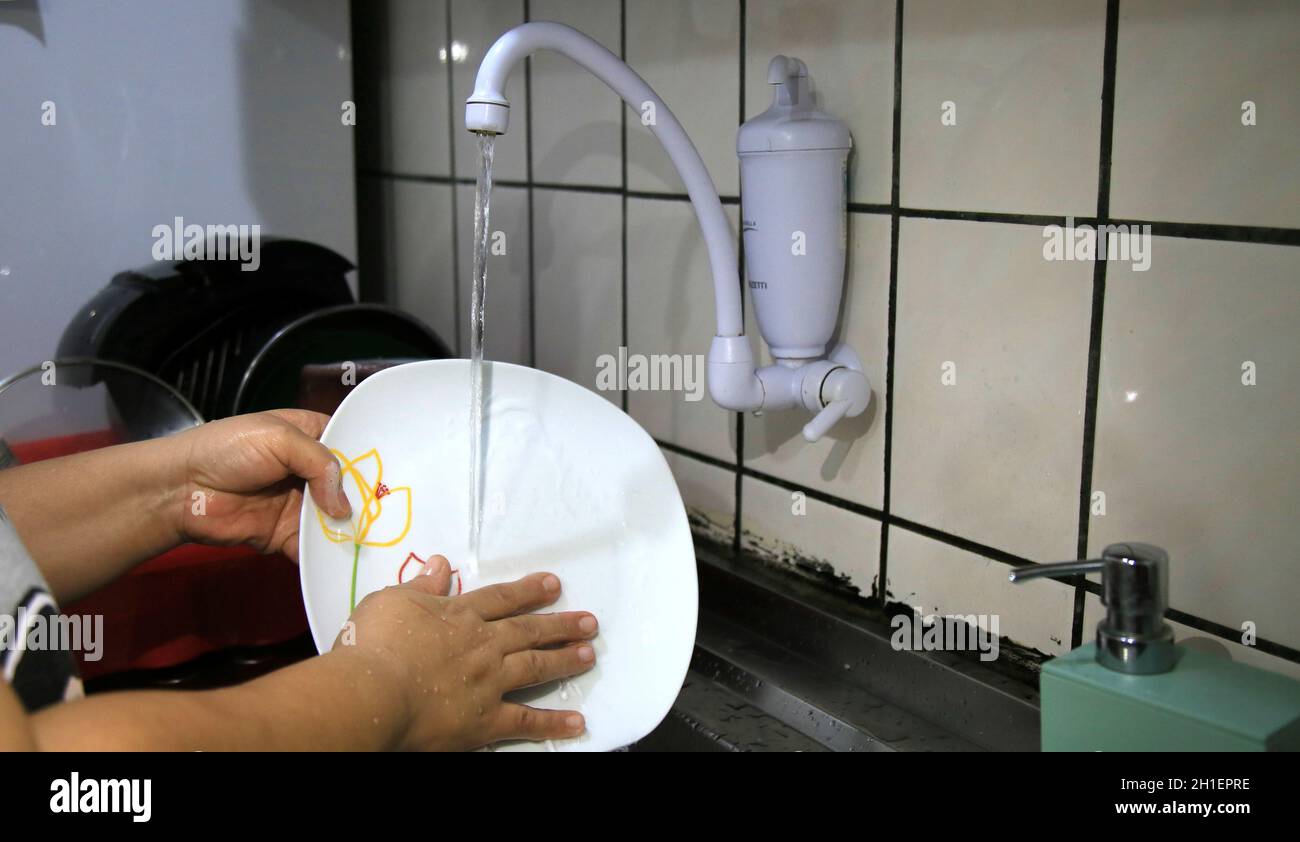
[632,543,1041,752]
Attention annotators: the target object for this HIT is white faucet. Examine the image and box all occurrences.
[466,23,870,442]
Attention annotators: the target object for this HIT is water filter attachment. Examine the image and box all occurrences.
[737,56,868,441]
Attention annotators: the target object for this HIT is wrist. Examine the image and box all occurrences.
[147,431,194,548]
[318,643,414,750]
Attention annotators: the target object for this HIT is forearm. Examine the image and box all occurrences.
[0,437,185,602]
[29,648,408,751]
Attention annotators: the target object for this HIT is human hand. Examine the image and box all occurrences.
[172,409,351,560]
[336,556,598,751]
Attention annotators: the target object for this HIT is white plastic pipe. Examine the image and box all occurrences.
[465,22,745,341]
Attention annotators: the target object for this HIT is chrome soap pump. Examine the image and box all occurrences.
[1010,542,1176,675]
[1011,544,1300,751]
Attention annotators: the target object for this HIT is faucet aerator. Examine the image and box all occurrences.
[466,100,510,136]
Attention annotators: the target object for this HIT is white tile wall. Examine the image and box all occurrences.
[888,526,1074,656]
[900,0,1107,215]
[529,0,623,186]
[532,188,623,402]
[625,0,740,196]
[626,197,738,463]
[1089,237,1300,651]
[892,218,1092,563]
[454,183,531,364]
[663,448,736,548]
[1111,0,1300,228]
[357,0,452,176]
[357,1,1300,672]
[383,179,458,350]
[741,476,880,596]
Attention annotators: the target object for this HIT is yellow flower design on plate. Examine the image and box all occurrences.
[317,448,412,611]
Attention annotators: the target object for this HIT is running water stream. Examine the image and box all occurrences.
[467,133,495,580]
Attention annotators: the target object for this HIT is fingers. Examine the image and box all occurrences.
[501,642,596,690]
[400,554,452,596]
[265,408,331,440]
[494,704,586,742]
[268,417,351,520]
[280,529,300,562]
[460,572,562,621]
[494,611,598,653]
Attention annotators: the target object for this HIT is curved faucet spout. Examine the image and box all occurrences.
[465,22,762,409]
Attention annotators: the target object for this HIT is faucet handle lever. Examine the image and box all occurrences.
[766,55,810,107]
[802,399,851,442]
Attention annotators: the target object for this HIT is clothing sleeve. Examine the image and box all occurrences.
[0,507,84,710]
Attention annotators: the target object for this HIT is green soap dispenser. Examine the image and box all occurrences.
[1011,543,1300,752]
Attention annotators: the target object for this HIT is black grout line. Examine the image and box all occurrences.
[657,439,734,473]
[1163,611,1300,664]
[627,189,743,205]
[733,0,746,558]
[745,464,887,523]
[1071,0,1120,650]
[878,0,903,611]
[847,202,892,215]
[524,0,537,368]
[444,1,462,356]
[358,170,1300,247]
[531,180,622,196]
[897,206,1081,227]
[1073,577,1300,663]
[619,0,629,415]
[890,514,1033,568]
[658,438,1300,666]
[1116,218,1300,247]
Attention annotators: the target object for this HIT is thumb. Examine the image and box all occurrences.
[401,554,453,597]
[273,423,352,520]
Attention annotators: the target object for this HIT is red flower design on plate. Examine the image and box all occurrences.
[397,551,463,595]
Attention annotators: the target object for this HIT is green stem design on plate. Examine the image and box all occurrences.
[349,542,361,612]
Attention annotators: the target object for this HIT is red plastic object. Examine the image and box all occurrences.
[7,432,309,679]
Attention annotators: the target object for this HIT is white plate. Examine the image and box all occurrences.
[298,359,697,751]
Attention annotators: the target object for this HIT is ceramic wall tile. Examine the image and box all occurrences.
[740,476,880,597]
[888,526,1075,656]
[385,179,458,350]
[663,448,736,548]
[625,0,740,196]
[454,183,531,364]
[355,0,452,177]
[532,188,623,403]
[529,0,623,187]
[900,0,1107,215]
[1111,0,1300,228]
[1089,237,1300,651]
[891,218,1092,562]
[626,197,738,463]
